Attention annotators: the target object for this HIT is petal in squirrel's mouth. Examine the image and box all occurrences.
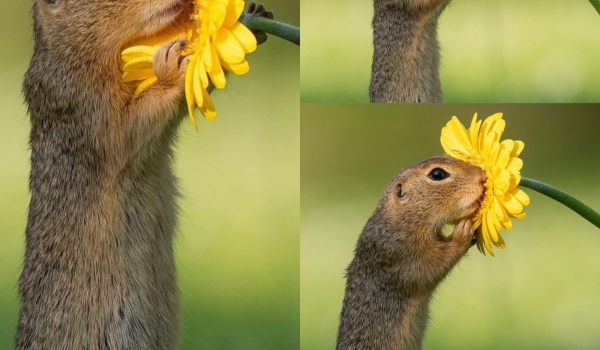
[472,188,486,212]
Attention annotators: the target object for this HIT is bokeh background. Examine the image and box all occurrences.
[0,1,298,349]
[301,0,600,102]
[301,105,600,349]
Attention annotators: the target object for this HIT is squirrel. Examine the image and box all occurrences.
[16,0,271,349]
[369,0,451,103]
[335,156,486,350]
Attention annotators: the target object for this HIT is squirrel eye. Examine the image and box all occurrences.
[428,168,449,181]
[44,0,61,7]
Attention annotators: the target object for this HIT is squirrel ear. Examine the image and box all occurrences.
[395,183,405,199]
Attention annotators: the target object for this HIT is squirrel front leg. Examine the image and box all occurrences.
[433,219,475,279]
[408,219,475,291]
[112,37,188,161]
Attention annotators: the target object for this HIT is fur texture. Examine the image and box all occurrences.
[369,0,451,102]
[336,156,486,350]
[17,0,191,348]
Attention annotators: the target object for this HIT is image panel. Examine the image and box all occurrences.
[0,0,299,348]
[301,1,600,103]
[301,104,600,349]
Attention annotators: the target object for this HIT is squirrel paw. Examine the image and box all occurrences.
[153,37,188,88]
[245,2,274,45]
[449,219,475,252]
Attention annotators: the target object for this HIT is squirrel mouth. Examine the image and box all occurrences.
[464,188,486,218]
[470,188,486,213]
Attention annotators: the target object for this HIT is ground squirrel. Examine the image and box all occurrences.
[370,0,451,103]
[336,156,486,350]
[17,0,269,349]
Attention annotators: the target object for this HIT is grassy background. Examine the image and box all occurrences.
[300,0,600,102]
[0,1,298,349]
[301,105,600,350]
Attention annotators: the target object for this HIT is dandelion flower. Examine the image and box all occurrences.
[440,113,530,256]
[121,0,257,129]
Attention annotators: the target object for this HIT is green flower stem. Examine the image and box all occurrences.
[241,14,300,46]
[520,177,600,229]
[589,0,600,15]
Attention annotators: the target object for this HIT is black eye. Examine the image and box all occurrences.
[428,168,449,181]
[44,0,61,8]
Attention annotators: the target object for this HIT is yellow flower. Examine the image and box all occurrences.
[440,113,530,256]
[121,0,257,129]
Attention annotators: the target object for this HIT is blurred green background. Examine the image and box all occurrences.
[0,1,298,349]
[301,105,600,349]
[301,0,600,102]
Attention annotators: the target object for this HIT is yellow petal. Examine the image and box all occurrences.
[450,116,472,150]
[483,208,500,242]
[123,56,154,72]
[123,69,155,82]
[495,148,510,170]
[481,216,495,256]
[489,118,506,141]
[512,141,525,157]
[502,193,525,215]
[492,232,506,249]
[215,28,245,64]
[441,117,472,158]
[208,45,226,89]
[222,59,250,75]
[478,113,503,153]
[501,216,513,230]
[133,76,157,96]
[475,227,485,255]
[482,131,499,161]
[200,88,217,121]
[185,54,198,130]
[500,139,515,154]
[489,205,502,232]
[512,211,527,219]
[492,196,508,228]
[121,45,157,61]
[506,157,524,173]
[488,139,501,167]
[209,1,227,29]
[203,41,213,73]
[469,113,481,153]
[196,56,209,89]
[229,22,257,53]
[510,188,531,206]
[494,176,510,197]
[224,0,245,27]
[193,55,205,107]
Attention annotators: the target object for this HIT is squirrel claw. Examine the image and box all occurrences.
[154,37,186,87]
[450,219,474,251]
[245,2,274,45]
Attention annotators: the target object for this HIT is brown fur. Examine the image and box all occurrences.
[369,0,451,103]
[17,0,193,349]
[336,156,486,350]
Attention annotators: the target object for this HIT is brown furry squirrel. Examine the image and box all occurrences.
[369,0,451,103]
[336,156,486,350]
[17,0,270,349]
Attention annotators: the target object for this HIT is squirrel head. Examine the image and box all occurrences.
[380,155,486,235]
[31,0,191,58]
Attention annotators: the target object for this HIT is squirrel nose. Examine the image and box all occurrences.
[478,169,487,185]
